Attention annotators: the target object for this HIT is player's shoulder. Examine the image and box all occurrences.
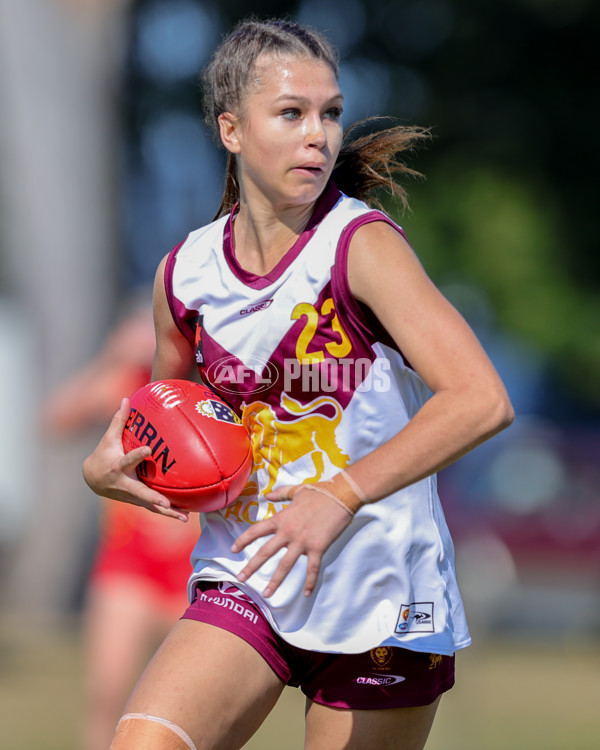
[350,213,404,242]
[346,216,426,306]
[348,215,414,267]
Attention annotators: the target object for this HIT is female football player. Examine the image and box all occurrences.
[83,17,513,750]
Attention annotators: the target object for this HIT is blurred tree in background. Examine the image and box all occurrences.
[121,0,599,414]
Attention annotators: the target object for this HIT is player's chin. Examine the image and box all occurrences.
[287,175,329,204]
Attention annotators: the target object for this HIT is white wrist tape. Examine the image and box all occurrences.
[288,470,368,516]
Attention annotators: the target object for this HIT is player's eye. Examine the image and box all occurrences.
[281,108,301,120]
[324,107,343,121]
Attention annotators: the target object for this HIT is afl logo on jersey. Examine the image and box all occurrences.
[206,354,279,394]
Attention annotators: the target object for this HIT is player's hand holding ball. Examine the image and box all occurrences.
[84,379,252,519]
[121,379,252,512]
[82,396,187,519]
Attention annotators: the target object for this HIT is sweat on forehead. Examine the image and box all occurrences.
[249,52,337,90]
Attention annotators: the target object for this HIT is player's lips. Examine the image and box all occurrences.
[292,163,327,176]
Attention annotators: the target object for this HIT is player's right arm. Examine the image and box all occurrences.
[151,254,198,382]
[82,255,195,520]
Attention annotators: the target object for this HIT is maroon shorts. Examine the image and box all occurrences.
[181,582,454,710]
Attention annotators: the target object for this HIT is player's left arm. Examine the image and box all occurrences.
[340,219,514,500]
[233,221,513,597]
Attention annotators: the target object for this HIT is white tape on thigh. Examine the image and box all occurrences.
[111,712,197,750]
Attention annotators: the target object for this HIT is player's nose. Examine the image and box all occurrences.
[303,113,327,147]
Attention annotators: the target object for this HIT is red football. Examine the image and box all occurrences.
[122,379,252,512]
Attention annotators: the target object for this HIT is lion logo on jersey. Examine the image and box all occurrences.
[242,393,349,495]
[370,647,393,668]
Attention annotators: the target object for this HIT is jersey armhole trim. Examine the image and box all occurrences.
[332,212,409,360]
[164,238,195,344]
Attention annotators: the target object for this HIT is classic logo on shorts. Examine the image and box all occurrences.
[395,602,435,634]
[355,674,406,687]
[355,647,405,687]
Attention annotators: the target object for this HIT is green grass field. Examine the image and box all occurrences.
[1,615,598,750]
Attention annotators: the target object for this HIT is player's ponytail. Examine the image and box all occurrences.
[218,153,239,221]
[333,119,431,211]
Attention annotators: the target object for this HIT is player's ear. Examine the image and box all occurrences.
[218,112,242,154]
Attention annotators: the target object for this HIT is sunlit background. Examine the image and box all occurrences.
[0,1,599,748]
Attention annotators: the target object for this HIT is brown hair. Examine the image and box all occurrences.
[202,18,429,218]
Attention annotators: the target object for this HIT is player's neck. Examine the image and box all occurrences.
[232,197,314,276]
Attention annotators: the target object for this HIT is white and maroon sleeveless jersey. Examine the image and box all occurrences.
[165,182,470,655]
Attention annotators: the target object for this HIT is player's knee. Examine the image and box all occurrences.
[110,712,197,750]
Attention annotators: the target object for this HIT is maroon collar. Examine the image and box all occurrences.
[222,181,342,290]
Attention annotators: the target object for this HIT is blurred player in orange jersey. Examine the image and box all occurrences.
[43,302,199,750]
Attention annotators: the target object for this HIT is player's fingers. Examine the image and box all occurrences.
[121,475,168,506]
[119,477,189,521]
[302,551,322,597]
[265,484,300,501]
[261,547,304,598]
[120,444,152,470]
[231,518,277,553]
[106,397,131,436]
[234,532,285,583]
[152,504,190,522]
